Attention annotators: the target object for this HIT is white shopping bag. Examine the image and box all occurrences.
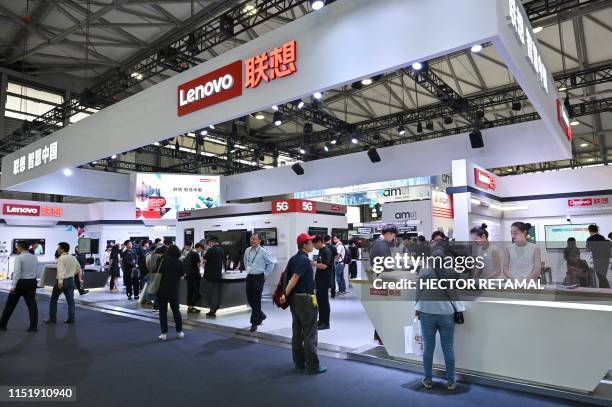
[405,317,424,356]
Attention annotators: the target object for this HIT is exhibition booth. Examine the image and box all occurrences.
[1,0,611,402]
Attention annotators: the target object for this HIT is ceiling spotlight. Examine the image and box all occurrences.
[570,120,580,126]
[444,116,453,125]
[330,139,337,145]
[511,100,522,111]
[299,146,307,155]
[324,143,330,152]
[580,143,588,147]
[412,62,423,70]
[351,137,358,144]
[425,121,434,130]
[297,100,305,109]
[209,124,215,129]
[470,44,483,53]
[532,26,543,34]
[200,130,208,136]
[313,91,322,100]
[416,122,423,133]
[587,158,595,162]
[111,154,117,159]
[63,168,72,176]
[154,142,160,146]
[310,0,325,11]
[398,125,406,135]
[91,161,97,165]
[273,111,283,126]
[255,112,265,120]
[558,86,568,92]
[361,78,373,86]
[243,3,257,15]
[271,105,279,111]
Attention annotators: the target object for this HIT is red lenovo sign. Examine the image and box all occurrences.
[556,99,573,141]
[177,60,242,116]
[568,197,609,207]
[272,199,316,214]
[473,168,497,191]
[3,204,40,216]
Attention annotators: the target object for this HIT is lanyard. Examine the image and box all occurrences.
[248,247,261,265]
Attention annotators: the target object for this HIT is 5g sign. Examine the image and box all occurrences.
[272,199,317,214]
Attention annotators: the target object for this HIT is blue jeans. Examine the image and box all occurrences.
[420,312,455,383]
[335,263,346,293]
[49,278,76,321]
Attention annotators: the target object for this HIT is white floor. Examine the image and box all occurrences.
[0,279,377,351]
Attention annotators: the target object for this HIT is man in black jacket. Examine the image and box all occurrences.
[122,240,139,300]
[312,236,333,330]
[186,243,203,313]
[137,240,150,290]
[586,225,611,288]
[202,236,224,317]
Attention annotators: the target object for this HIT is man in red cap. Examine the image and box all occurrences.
[281,233,326,374]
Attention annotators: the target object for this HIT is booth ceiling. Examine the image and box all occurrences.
[1,0,612,181]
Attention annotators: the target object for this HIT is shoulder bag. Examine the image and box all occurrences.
[145,257,164,296]
[434,268,464,324]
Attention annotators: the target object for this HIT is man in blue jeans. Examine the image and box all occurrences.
[332,235,347,294]
[44,242,80,324]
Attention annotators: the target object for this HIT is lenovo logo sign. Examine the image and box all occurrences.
[474,168,497,191]
[177,60,242,116]
[3,204,40,216]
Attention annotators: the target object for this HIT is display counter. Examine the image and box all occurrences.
[40,265,108,289]
[353,275,612,393]
[178,272,247,310]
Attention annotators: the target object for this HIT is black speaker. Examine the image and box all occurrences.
[367,147,381,163]
[469,129,484,148]
[292,163,304,175]
[220,14,234,38]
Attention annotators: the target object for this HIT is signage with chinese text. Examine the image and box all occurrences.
[12,141,58,176]
[246,40,297,88]
[2,203,62,217]
[474,168,497,191]
[431,189,454,219]
[568,197,609,207]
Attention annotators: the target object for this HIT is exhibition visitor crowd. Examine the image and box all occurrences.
[1,223,611,387]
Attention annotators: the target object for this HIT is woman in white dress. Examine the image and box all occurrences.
[504,222,541,281]
[470,224,502,279]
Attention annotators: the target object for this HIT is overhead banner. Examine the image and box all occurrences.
[135,174,220,220]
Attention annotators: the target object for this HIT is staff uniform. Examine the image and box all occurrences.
[49,253,81,322]
[0,251,39,330]
[121,249,139,299]
[243,245,275,326]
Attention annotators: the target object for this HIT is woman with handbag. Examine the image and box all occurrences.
[415,247,465,390]
[156,245,185,341]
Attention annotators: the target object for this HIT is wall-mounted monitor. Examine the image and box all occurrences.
[308,227,328,238]
[78,238,91,254]
[254,228,278,246]
[12,239,45,255]
[130,236,149,246]
[331,228,349,243]
[135,173,220,220]
[544,224,592,249]
[204,230,222,240]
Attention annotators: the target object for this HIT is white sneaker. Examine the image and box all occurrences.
[158,333,167,341]
[177,331,185,339]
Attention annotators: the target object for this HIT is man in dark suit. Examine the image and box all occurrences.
[202,236,224,318]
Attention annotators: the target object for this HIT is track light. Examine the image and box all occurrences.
[570,120,580,126]
[425,121,434,130]
[91,161,97,165]
[292,163,305,175]
[63,168,72,176]
[361,78,372,86]
[412,62,423,70]
[297,100,305,109]
[330,139,337,145]
[470,44,483,53]
[111,154,117,159]
[416,122,423,133]
[313,91,322,100]
[310,0,325,11]
[444,116,453,125]
[272,105,279,111]
[398,125,406,135]
[273,111,283,126]
[200,130,208,136]
[511,100,522,111]
[209,124,215,129]
[351,137,358,144]
[299,146,307,155]
[255,112,265,120]
[324,143,330,152]
[532,26,543,34]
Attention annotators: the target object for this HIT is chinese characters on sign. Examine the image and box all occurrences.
[246,40,297,88]
[13,141,58,175]
[474,168,497,191]
[172,187,203,192]
[2,203,62,217]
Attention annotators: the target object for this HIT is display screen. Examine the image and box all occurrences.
[216,230,248,271]
[544,224,592,249]
[78,238,91,254]
[308,227,328,238]
[331,228,349,243]
[254,228,278,246]
[135,173,220,220]
[12,239,45,255]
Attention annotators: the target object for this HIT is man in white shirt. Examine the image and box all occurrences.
[0,240,39,332]
[333,235,347,295]
[243,234,276,332]
[44,242,81,324]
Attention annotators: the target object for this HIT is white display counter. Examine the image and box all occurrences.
[354,276,612,393]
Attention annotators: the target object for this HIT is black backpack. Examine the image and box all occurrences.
[343,244,352,264]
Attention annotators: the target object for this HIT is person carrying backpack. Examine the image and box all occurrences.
[333,235,347,295]
[324,235,337,298]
